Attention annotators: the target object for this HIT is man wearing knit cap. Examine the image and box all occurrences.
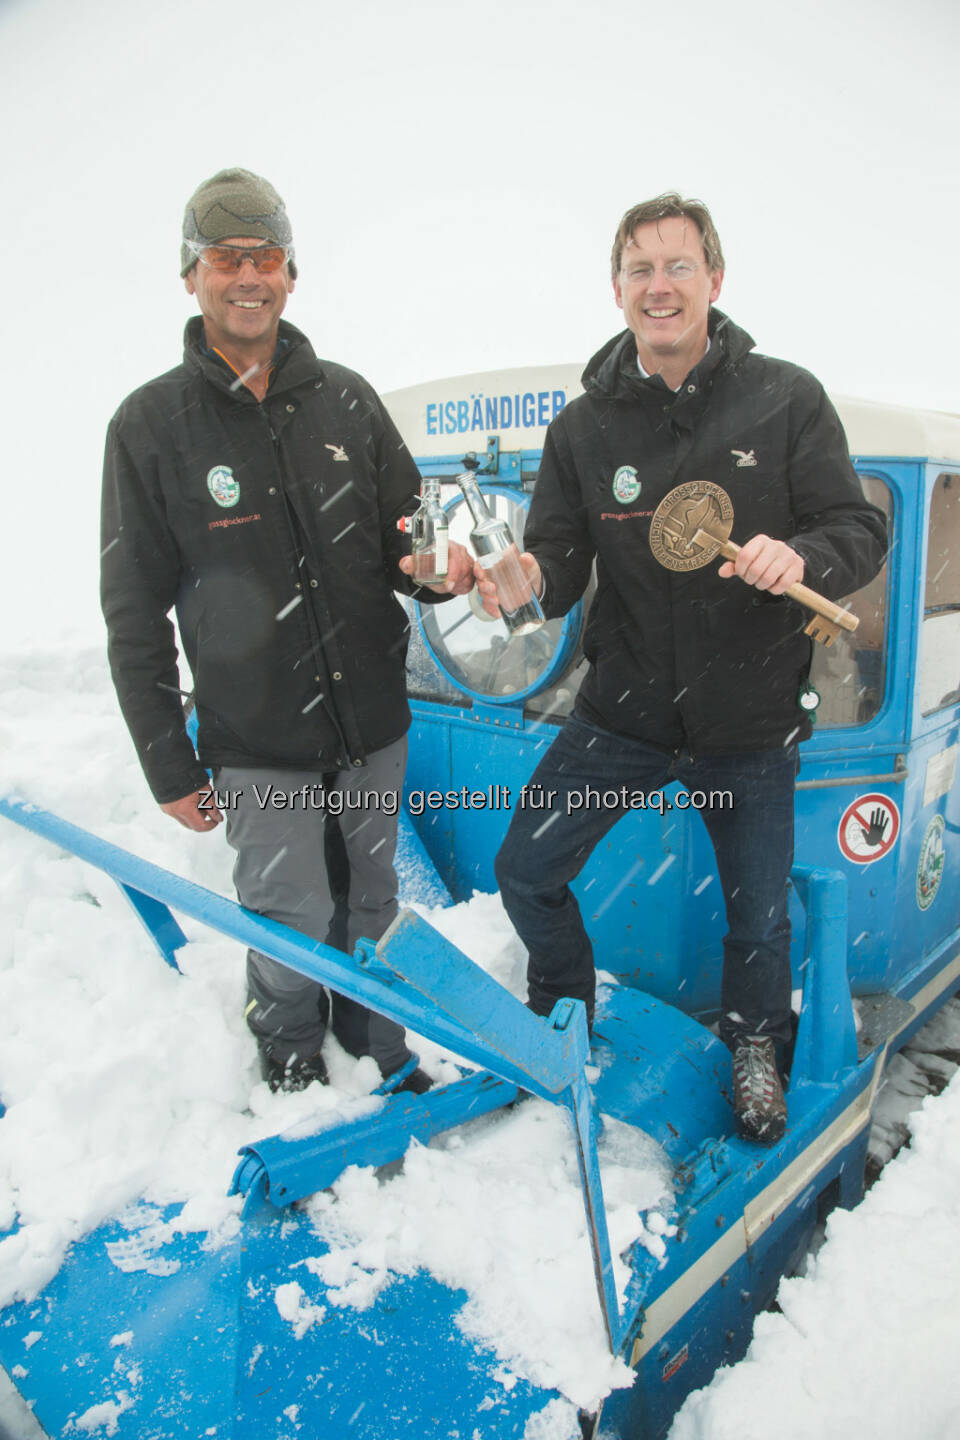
[101,168,473,1095]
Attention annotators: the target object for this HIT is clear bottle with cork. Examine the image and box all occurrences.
[456,458,545,636]
[410,476,449,585]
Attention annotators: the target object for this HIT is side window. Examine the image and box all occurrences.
[918,472,960,715]
[809,475,890,728]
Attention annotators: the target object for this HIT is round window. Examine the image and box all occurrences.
[415,484,583,705]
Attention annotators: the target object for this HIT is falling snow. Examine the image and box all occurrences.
[646,854,676,885]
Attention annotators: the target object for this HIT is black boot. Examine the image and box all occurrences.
[261,1046,329,1094]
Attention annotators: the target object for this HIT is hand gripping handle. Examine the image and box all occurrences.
[701,531,860,635]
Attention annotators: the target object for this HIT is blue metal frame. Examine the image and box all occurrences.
[231,1071,519,1216]
[0,794,627,1352]
[1,778,951,1436]
[805,462,904,750]
[911,461,960,738]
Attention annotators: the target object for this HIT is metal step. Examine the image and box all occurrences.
[854,991,915,1058]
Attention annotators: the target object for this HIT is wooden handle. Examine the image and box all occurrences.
[710,536,860,634]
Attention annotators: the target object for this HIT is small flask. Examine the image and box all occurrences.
[456,462,544,637]
[410,477,449,585]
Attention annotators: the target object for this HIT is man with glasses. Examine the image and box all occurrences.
[483,193,886,1144]
[101,169,472,1095]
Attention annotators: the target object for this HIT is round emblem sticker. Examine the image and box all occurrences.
[916,814,945,910]
[207,464,240,508]
[612,466,641,504]
[837,793,900,865]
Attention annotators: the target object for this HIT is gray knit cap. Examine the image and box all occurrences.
[181,168,297,278]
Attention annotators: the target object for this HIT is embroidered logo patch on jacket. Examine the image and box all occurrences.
[612,465,641,503]
[207,465,240,507]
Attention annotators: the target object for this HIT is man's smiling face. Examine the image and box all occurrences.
[184,237,294,355]
[613,215,722,382]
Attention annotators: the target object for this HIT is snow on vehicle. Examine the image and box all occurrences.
[1,367,958,1439]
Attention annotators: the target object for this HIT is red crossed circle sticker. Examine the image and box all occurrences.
[837,793,901,864]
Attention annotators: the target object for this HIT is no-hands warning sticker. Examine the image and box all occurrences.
[837,793,901,864]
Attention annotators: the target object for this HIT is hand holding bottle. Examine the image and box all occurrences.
[408,477,449,584]
[456,465,545,637]
[398,477,475,595]
[398,543,474,594]
[474,550,543,620]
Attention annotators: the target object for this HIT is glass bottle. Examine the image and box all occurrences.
[410,477,449,585]
[455,465,545,636]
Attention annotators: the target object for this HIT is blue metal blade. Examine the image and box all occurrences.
[0,797,583,1095]
[116,881,187,971]
[232,1071,518,1215]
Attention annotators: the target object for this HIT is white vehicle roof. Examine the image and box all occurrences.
[830,394,960,461]
[383,364,960,464]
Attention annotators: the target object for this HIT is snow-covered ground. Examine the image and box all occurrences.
[1,640,959,1438]
[0,642,670,1418]
[669,1033,960,1440]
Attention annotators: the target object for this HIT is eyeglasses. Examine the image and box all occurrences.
[621,260,700,283]
[186,241,292,273]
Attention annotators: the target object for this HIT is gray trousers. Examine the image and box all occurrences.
[219,737,411,1077]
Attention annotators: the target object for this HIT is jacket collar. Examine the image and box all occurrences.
[183,316,325,399]
[581,307,755,403]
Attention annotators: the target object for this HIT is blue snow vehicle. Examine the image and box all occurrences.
[1,367,959,1439]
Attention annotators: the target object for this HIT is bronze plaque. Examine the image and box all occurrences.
[649,482,734,572]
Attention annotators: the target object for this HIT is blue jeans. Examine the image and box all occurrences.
[494,714,797,1048]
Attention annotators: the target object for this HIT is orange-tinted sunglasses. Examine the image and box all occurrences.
[187,242,292,273]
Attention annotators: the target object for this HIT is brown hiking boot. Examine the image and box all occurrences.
[732,1036,787,1145]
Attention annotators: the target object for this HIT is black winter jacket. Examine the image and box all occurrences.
[101,319,433,803]
[526,311,887,753]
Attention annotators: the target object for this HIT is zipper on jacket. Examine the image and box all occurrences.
[265,416,358,768]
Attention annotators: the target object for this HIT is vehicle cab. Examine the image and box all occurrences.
[386,368,960,1030]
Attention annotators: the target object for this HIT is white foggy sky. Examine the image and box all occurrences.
[1,0,957,636]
